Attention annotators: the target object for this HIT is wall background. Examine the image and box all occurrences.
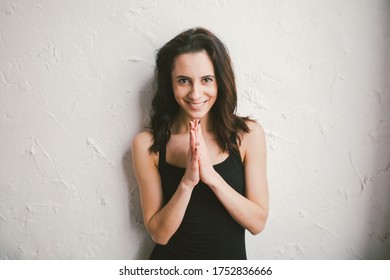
[1,0,389,259]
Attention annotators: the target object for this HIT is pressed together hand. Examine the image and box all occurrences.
[182,120,219,189]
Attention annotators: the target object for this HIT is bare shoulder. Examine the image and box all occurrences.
[242,120,265,143]
[132,130,153,148]
[247,119,264,133]
[132,130,158,166]
[240,120,266,160]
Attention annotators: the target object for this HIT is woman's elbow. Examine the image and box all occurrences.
[150,234,169,245]
[152,237,169,246]
[249,223,266,235]
[248,215,268,235]
[145,219,170,245]
[148,228,171,245]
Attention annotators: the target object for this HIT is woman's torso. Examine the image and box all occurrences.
[150,133,246,260]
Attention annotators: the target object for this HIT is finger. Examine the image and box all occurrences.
[190,128,196,147]
[192,120,198,145]
[190,134,199,168]
[194,120,200,147]
[194,142,199,162]
[190,129,197,156]
[196,120,204,145]
[188,121,195,157]
[189,121,196,144]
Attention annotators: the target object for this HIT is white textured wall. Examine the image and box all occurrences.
[1,0,389,260]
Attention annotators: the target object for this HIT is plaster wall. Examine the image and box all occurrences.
[0,0,389,259]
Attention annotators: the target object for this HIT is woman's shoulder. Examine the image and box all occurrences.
[133,130,153,145]
[245,119,265,135]
[132,130,159,166]
[240,119,266,154]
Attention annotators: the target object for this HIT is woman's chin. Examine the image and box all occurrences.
[187,111,207,120]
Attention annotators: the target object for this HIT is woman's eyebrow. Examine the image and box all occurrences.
[201,75,216,79]
[175,74,215,79]
[175,75,191,79]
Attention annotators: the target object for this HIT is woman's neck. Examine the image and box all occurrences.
[171,112,214,134]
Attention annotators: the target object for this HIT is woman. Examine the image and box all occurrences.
[132,27,268,259]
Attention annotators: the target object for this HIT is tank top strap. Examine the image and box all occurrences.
[228,135,243,165]
[158,144,167,171]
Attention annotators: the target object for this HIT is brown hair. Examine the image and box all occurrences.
[149,27,250,154]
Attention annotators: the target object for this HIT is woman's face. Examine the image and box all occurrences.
[171,50,218,122]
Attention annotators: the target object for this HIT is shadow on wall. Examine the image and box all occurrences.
[122,76,155,259]
[364,13,390,259]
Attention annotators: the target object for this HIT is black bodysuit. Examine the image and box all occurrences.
[150,143,246,260]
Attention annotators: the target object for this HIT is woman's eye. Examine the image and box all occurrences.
[203,77,213,83]
[178,78,189,84]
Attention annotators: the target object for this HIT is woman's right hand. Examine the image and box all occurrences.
[181,120,200,188]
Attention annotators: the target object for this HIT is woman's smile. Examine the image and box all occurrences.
[186,100,208,109]
[171,50,218,123]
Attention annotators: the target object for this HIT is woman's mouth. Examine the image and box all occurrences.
[186,100,208,108]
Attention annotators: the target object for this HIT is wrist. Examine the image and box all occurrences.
[205,170,223,190]
[180,179,196,191]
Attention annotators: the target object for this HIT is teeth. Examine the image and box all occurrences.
[189,101,206,107]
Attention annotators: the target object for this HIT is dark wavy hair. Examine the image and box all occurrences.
[149,27,250,154]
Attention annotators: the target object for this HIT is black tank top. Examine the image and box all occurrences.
[150,141,246,260]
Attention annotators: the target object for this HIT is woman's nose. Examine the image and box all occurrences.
[189,82,201,100]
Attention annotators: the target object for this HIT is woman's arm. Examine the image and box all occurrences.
[197,121,269,235]
[131,126,199,245]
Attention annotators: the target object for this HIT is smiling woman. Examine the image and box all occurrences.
[131,27,269,260]
[172,51,218,126]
